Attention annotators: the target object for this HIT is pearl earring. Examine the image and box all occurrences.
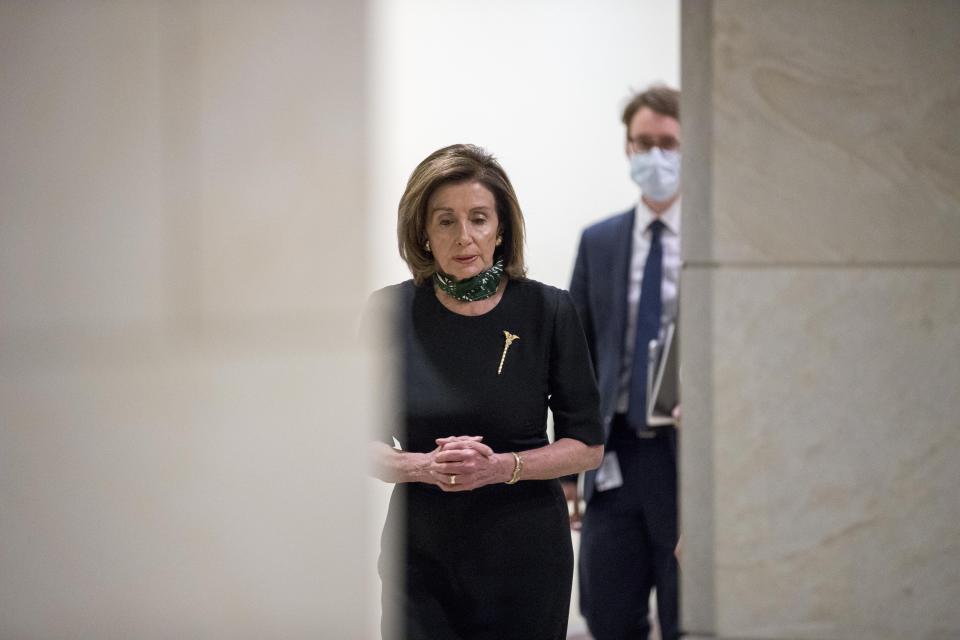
[425,240,431,252]
[496,236,503,246]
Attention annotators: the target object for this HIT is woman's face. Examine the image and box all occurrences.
[425,181,500,281]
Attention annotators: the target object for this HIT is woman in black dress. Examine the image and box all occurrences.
[369,144,603,640]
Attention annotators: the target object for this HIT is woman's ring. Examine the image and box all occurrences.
[450,475,457,486]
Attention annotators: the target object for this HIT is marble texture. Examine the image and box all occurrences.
[680,2,960,638]
[0,2,167,331]
[679,4,717,634]
[0,2,375,637]
[681,265,960,640]
[686,0,960,265]
[192,1,369,323]
[678,267,717,636]
[708,267,960,639]
[0,352,374,638]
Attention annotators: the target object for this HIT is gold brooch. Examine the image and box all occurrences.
[498,330,519,375]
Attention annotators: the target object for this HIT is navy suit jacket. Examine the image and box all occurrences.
[569,207,636,502]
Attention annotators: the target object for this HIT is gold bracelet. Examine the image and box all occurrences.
[505,451,523,485]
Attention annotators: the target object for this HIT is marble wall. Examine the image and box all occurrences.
[0,2,376,637]
[680,1,960,638]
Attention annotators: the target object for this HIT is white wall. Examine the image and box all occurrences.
[367,0,680,292]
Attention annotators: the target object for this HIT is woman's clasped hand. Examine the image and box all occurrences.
[427,435,509,491]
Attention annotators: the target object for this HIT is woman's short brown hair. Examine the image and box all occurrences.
[398,144,527,285]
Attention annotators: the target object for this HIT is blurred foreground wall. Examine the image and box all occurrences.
[1,1,375,637]
[680,1,960,638]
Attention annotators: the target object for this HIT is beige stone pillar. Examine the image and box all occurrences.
[0,1,374,637]
[680,1,960,638]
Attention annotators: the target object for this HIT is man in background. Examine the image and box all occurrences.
[566,85,682,640]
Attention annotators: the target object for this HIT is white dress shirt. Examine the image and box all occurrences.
[615,198,681,414]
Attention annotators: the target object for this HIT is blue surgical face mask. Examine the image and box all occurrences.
[629,147,681,201]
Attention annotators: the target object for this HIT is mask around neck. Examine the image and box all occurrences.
[629,147,680,201]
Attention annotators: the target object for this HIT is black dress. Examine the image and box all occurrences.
[374,278,603,640]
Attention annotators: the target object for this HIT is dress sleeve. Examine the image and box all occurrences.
[548,289,604,446]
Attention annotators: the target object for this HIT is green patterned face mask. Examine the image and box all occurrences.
[433,258,505,302]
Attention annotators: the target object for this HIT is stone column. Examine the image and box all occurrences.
[680,1,960,638]
[0,2,374,637]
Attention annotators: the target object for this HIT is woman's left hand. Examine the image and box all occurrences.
[430,436,510,491]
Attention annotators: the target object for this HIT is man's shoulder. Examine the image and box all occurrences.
[581,207,635,243]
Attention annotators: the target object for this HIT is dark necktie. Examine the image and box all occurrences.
[626,219,665,432]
